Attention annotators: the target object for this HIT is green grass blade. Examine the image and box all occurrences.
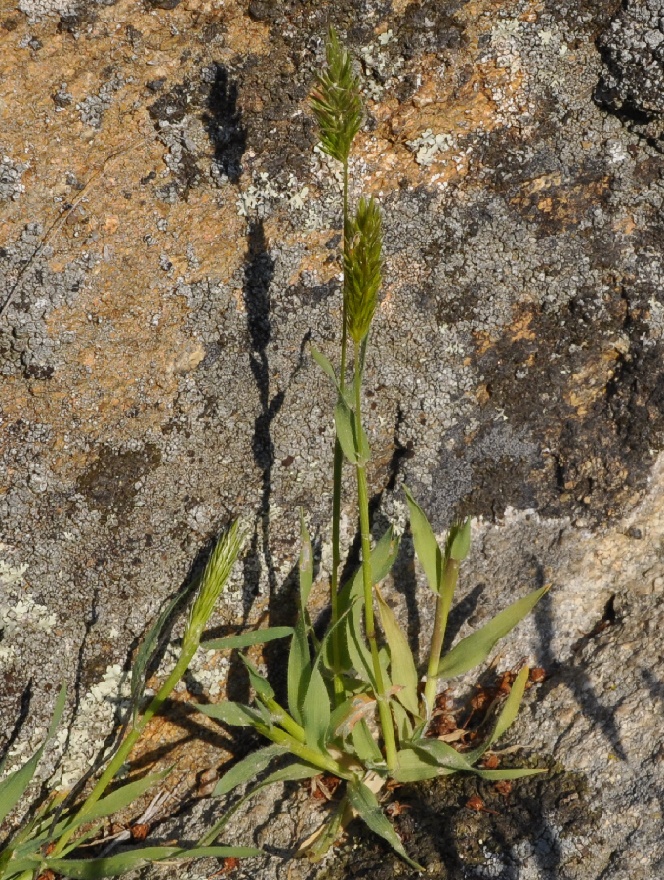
[301,607,352,748]
[465,666,530,763]
[0,846,16,876]
[298,513,313,611]
[326,695,358,740]
[412,739,473,772]
[130,579,195,722]
[349,718,383,764]
[195,701,266,728]
[0,684,66,826]
[310,344,339,388]
[437,586,550,679]
[43,846,262,878]
[305,795,350,862]
[347,780,423,871]
[345,600,376,686]
[214,744,288,797]
[404,487,442,595]
[240,654,275,702]
[301,664,332,750]
[375,586,420,718]
[393,748,452,783]
[488,665,529,743]
[287,517,315,725]
[334,398,359,464]
[287,616,309,727]
[55,769,170,839]
[448,517,471,561]
[390,700,414,742]
[473,768,547,780]
[202,626,293,651]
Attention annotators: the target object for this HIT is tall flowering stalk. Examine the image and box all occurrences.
[310,27,363,703]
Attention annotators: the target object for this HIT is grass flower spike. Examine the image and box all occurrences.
[310,27,363,165]
[344,196,382,344]
[186,519,247,648]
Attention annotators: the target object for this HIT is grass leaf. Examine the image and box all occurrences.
[287,517,314,725]
[58,769,170,837]
[298,513,313,612]
[350,718,383,764]
[301,664,331,750]
[338,527,400,610]
[473,768,547,780]
[345,600,376,686]
[240,654,275,702]
[393,748,453,783]
[390,700,414,742]
[199,761,321,847]
[304,796,350,862]
[448,517,471,561]
[43,846,261,878]
[0,684,66,826]
[287,616,310,728]
[347,780,423,871]
[310,345,338,388]
[195,701,267,729]
[404,487,442,595]
[437,586,550,679]
[214,744,288,798]
[465,666,530,763]
[375,586,420,718]
[202,627,293,651]
[301,604,353,747]
[412,739,473,772]
[334,398,359,464]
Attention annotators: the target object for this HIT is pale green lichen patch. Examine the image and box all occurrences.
[0,559,56,666]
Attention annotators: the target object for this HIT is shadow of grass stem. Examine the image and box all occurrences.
[354,339,397,771]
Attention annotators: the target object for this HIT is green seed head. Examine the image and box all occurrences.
[310,27,363,165]
[344,196,383,343]
[186,520,247,647]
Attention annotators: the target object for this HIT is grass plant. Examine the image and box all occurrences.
[193,28,550,871]
[0,523,258,879]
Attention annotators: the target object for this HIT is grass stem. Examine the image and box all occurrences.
[330,160,351,706]
[423,557,459,714]
[353,341,397,771]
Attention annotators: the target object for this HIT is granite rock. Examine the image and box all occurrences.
[0,1,662,877]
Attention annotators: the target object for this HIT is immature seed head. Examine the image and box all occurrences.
[344,196,382,343]
[186,519,246,647]
[310,27,363,165]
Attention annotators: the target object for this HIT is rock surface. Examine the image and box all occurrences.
[0,0,662,878]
